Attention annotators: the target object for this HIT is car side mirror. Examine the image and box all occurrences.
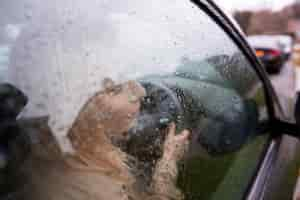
[295,93,300,130]
[268,94,299,140]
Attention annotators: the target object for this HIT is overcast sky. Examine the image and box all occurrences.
[215,0,296,12]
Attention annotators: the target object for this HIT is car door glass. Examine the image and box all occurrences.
[0,0,269,200]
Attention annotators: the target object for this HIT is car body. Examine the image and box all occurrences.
[247,35,292,74]
[0,0,298,200]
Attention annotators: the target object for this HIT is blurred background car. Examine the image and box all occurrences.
[277,35,294,60]
[247,35,293,74]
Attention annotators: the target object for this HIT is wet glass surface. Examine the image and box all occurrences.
[0,0,269,199]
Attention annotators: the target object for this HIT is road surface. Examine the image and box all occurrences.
[265,62,300,199]
[271,62,296,120]
[270,62,298,160]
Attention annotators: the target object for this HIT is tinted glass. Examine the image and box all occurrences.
[0,0,269,200]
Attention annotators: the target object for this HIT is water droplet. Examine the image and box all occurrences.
[128,11,137,16]
[169,103,175,109]
[25,13,32,20]
[91,81,97,87]
[66,19,73,25]
[65,95,72,102]
[225,139,231,145]
[128,95,138,103]
[57,126,65,132]
[159,118,170,124]
[42,93,49,99]
[35,103,46,110]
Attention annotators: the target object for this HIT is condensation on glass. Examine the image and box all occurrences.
[0,0,269,200]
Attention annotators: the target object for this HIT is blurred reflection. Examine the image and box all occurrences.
[127,54,259,163]
[0,1,268,199]
[0,55,264,200]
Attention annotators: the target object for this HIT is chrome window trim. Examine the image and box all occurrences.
[246,138,281,200]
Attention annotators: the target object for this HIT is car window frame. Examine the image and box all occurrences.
[0,1,284,199]
[190,0,286,199]
[191,0,282,119]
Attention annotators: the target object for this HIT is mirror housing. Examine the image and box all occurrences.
[294,93,300,135]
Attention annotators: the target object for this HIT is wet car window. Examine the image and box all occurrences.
[0,0,268,200]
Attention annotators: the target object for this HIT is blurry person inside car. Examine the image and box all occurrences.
[4,78,190,200]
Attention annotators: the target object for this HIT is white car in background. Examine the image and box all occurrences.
[247,35,293,74]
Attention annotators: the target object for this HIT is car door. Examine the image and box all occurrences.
[0,0,287,200]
